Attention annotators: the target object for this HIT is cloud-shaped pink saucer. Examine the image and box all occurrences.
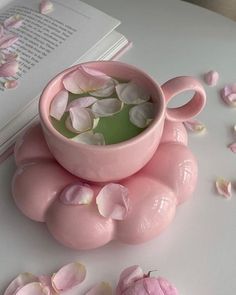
[12,120,197,250]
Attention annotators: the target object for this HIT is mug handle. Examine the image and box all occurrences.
[161,76,206,122]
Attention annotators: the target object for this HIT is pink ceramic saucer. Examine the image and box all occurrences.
[12,119,197,250]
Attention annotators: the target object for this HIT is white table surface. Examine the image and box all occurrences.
[1,0,236,294]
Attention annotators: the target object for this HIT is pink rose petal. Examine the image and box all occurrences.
[215,178,232,199]
[15,282,50,295]
[91,98,123,117]
[4,273,39,295]
[4,52,19,62]
[52,262,86,292]
[3,79,18,89]
[85,282,112,295]
[68,107,93,132]
[4,15,23,29]
[203,70,219,86]
[220,84,236,107]
[59,182,94,205]
[116,265,144,293]
[0,34,19,49]
[183,119,206,133]
[228,142,236,153]
[96,183,130,220]
[89,79,117,97]
[63,66,110,94]
[39,0,54,15]
[158,277,179,295]
[38,276,55,295]
[50,89,68,120]
[0,60,19,77]
[66,96,97,110]
[129,102,154,128]
[71,131,105,145]
[116,81,150,104]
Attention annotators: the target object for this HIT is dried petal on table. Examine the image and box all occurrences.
[203,70,219,86]
[215,178,232,199]
[228,142,236,153]
[183,119,206,133]
[220,84,236,107]
[3,273,39,295]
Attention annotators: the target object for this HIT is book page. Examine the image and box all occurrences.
[0,0,120,130]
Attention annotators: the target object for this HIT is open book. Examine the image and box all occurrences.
[0,0,130,156]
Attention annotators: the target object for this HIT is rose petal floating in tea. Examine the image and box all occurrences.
[50,89,68,120]
[68,106,94,132]
[63,66,110,94]
[3,79,18,89]
[0,34,19,49]
[183,119,206,133]
[96,183,130,220]
[51,262,86,292]
[215,178,232,199]
[129,102,154,128]
[66,96,97,111]
[15,282,49,295]
[59,182,94,205]
[4,273,39,295]
[91,98,123,117]
[0,60,19,77]
[221,84,236,107]
[40,0,54,15]
[203,70,219,86]
[72,131,105,145]
[85,282,113,295]
[228,142,236,153]
[89,78,117,97]
[116,81,150,104]
[4,15,23,29]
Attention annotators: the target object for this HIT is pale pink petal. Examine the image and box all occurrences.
[49,89,68,120]
[3,79,18,89]
[215,178,232,199]
[39,0,54,15]
[52,262,86,292]
[63,66,110,94]
[96,183,130,220]
[203,70,219,86]
[220,84,236,107]
[4,52,19,62]
[0,60,19,77]
[116,81,150,104]
[228,142,236,153]
[116,265,144,293]
[71,131,105,145]
[68,107,93,132]
[38,276,55,295]
[158,277,179,295]
[0,34,19,49]
[4,15,23,29]
[223,93,236,107]
[59,182,94,205]
[15,283,49,295]
[129,102,154,128]
[183,119,206,133]
[89,79,117,97]
[85,282,112,295]
[66,96,97,110]
[91,98,123,117]
[4,273,39,295]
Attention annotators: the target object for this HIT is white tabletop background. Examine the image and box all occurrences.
[1,0,236,294]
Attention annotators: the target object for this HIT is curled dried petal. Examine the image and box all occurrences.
[116,265,144,293]
[52,262,86,292]
[116,81,150,104]
[96,183,130,220]
[0,60,19,77]
[228,142,236,153]
[203,70,219,86]
[39,0,54,14]
[4,15,23,29]
[3,79,18,89]
[129,102,154,128]
[50,89,68,120]
[0,34,19,49]
[15,282,49,295]
[69,107,94,132]
[183,119,206,133]
[4,273,39,295]
[38,276,55,295]
[91,98,123,117]
[59,182,94,205]
[71,131,105,145]
[85,282,112,295]
[66,96,97,110]
[215,178,232,199]
[220,84,236,107]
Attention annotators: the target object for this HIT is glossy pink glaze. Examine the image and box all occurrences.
[39,61,206,182]
[12,120,198,250]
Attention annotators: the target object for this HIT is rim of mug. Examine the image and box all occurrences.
[39,60,165,150]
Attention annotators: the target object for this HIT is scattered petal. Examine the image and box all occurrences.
[183,119,206,133]
[215,178,232,199]
[116,81,150,104]
[40,0,54,14]
[59,182,94,205]
[129,102,154,128]
[63,66,110,94]
[38,276,55,295]
[228,142,236,153]
[85,282,112,295]
[4,273,39,295]
[66,96,97,110]
[4,52,19,62]
[3,79,18,89]
[4,15,23,29]
[50,89,68,120]
[91,98,123,117]
[0,34,19,49]
[116,265,144,293]
[220,84,236,107]
[16,282,49,295]
[158,277,179,295]
[0,60,19,77]
[203,70,219,86]
[68,107,93,132]
[71,131,105,145]
[89,79,117,97]
[96,183,130,220]
[52,262,86,292]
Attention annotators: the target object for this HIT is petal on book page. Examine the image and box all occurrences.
[3,80,18,89]
[4,15,23,29]
[71,131,105,145]
[0,34,19,49]
[0,60,19,77]
[40,0,54,15]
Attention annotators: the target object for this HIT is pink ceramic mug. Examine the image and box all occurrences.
[39,61,206,182]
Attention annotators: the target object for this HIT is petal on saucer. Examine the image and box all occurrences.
[116,81,150,104]
[69,107,94,132]
[91,98,123,117]
[85,282,112,295]
[71,131,105,145]
[50,89,68,120]
[66,96,97,110]
[4,273,39,295]
[129,102,154,128]
[15,282,49,295]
